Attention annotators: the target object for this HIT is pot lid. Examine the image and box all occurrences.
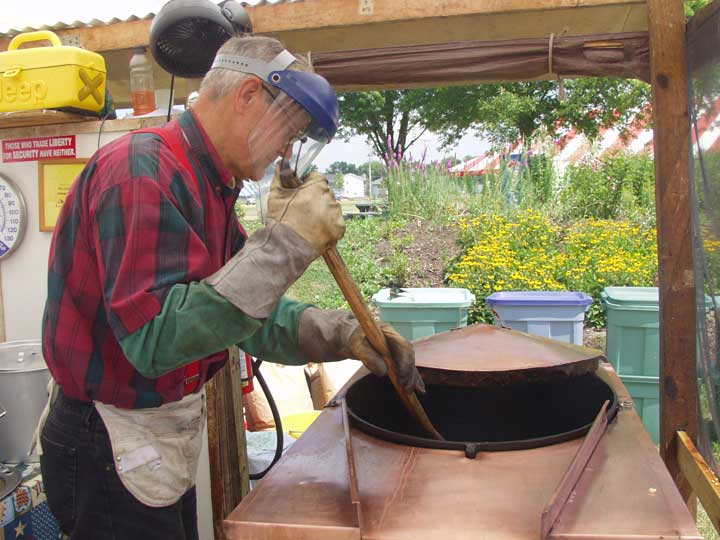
[486,291,592,307]
[600,287,659,309]
[413,324,602,385]
[0,467,21,500]
[372,287,475,308]
[0,340,47,373]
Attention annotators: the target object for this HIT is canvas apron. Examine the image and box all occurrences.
[33,380,206,508]
[94,391,206,507]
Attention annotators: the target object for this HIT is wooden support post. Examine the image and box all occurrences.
[647,0,697,506]
[206,349,250,539]
[677,431,720,533]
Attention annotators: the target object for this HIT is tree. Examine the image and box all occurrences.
[327,161,361,175]
[368,160,386,180]
[339,78,653,161]
[685,0,710,17]
[418,78,652,148]
[338,90,439,164]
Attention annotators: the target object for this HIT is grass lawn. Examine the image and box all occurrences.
[699,503,718,539]
[237,201,373,223]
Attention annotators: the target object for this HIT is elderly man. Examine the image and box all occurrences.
[39,35,423,540]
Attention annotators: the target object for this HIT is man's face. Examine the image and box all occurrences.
[245,89,311,181]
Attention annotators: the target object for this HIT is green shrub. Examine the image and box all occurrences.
[522,154,556,206]
[235,201,246,220]
[385,162,469,223]
[559,153,655,221]
[286,217,392,308]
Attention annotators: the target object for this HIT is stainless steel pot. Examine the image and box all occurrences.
[0,341,50,463]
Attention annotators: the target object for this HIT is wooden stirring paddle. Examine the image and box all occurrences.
[279,162,443,441]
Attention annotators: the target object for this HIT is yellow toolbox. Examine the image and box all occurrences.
[0,30,106,113]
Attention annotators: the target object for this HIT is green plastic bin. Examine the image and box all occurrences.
[372,288,475,341]
[621,375,660,443]
[600,286,659,442]
[601,287,660,378]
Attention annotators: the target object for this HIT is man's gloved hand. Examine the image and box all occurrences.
[205,170,346,320]
[347,322,426,394]
[297,308,426,394]
[267,170,345,254]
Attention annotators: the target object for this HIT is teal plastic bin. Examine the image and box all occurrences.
[372,288,475,341]
[621,375,660,444]
[601,286,659,442]
[601,287,659,377]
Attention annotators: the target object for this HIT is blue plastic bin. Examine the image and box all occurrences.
[372,288,475,341]
[485,291,592,345]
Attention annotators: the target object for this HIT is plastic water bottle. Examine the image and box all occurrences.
[129,47,156,116]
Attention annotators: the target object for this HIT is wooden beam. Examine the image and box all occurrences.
[261,4,647,53]
[0,115,172,140]
[248,0,645,33]
[0,110,97,130]
[0,0,647,54]
[0,19,152,52]
[0,0,647,106]
[206,351,250,540]
[677,431,720,533]
[647,0,697,505]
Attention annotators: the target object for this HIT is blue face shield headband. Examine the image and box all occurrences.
[211,50,339,143]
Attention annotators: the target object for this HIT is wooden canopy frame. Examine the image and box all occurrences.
[0,0,716,535]
[0,0,648,107]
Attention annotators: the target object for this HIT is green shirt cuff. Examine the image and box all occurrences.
[120,282,312,378]
[238,296,314,366]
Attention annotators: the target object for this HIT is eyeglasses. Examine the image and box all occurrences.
[259,82,309,143]
[260,82,278,102]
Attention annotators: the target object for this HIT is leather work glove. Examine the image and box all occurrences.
[267,170,345,254]
[298,308,426,394]
[206,171,344,320]
[348,322,426,394]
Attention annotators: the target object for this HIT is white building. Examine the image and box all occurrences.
[327,172,367,198]
[342,173,367,198]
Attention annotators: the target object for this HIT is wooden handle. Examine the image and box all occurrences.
[323,247,444,441]
[278,166,442,439]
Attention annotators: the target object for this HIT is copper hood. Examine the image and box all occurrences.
[225,325,700,540]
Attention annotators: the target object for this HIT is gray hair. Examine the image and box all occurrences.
[199,35,310,100]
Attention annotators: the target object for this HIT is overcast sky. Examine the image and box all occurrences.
[315,132,490,170]
[3,0,491,167]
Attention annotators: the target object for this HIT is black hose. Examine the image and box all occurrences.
[248,359,284,480]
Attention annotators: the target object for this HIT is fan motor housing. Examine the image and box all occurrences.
[150,0,253,78]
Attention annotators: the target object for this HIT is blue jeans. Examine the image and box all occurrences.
[40,391,199,540]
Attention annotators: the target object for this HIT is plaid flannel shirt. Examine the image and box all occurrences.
[42,110,247,408]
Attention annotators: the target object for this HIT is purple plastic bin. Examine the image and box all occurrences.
[485,291,592,344]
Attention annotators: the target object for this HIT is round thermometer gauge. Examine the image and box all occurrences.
[0,174,27,259]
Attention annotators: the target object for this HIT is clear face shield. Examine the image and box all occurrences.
[250,89,331,222]
[247,89,332,179]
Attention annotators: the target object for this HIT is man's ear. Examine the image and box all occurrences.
[233,76,263,114]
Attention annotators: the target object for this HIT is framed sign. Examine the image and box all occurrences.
[38,159,87,232]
